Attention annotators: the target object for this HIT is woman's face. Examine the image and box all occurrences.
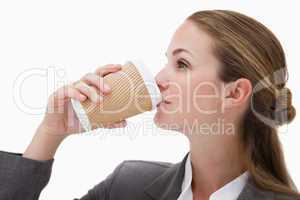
[154,20,226,134]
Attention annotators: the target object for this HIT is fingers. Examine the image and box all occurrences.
[52,85,86,101]
[80,73,111,94]
[94,64,122,77]
[67,64,122,104]
[73,81,102,103]
[48,85,87,113]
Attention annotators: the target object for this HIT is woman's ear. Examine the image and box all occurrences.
[223,78,252,109]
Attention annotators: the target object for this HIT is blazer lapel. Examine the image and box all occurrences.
[144,152,275,200]
[143,152,189,200]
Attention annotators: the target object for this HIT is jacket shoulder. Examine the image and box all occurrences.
[114,159,173,186]
[78,159,176,200]
[122,159,173,171]
[238,176,300,200]
[274,192,300,200]
[109,159,173,199]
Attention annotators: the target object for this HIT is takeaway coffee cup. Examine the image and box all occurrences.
[71,60,162,132]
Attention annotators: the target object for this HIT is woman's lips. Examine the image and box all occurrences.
[157,100,172,107]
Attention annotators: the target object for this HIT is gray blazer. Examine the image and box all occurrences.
[0,150,298,200]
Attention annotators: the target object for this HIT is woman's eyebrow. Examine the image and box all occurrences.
[165,48,194,58]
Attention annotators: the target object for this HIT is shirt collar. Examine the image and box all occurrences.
[179,152,250,200]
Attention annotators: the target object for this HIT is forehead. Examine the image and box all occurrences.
[167,20,215,58]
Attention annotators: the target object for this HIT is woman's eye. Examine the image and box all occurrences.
[177,60,188,69]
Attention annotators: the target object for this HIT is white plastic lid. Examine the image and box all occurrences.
[129,59,162,110]
[71,98,92,132]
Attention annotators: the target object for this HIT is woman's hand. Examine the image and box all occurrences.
[23,64,127,161]
[40,64,127,136]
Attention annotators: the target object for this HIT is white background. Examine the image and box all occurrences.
[0,1,299,199]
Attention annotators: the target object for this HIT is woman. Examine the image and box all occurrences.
[0,10,299,200]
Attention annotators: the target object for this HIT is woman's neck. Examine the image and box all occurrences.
[188,134,247,199]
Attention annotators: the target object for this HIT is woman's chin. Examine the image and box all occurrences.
[154,112,167,128]
[153,112,161,125]
[154,111,179,131]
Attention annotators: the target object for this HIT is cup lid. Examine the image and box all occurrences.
[71,98,92,132]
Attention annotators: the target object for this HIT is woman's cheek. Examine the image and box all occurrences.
[191,81,221,115]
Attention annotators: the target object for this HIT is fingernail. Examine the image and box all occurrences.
[91,94,99,103]
[97,95,103,102]
[80,94,86,101]
[104,84,111,92]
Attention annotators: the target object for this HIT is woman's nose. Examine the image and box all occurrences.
[155,78,169,92]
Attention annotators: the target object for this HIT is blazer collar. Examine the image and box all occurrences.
[143,152,189,200]
[144,151,275,200]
